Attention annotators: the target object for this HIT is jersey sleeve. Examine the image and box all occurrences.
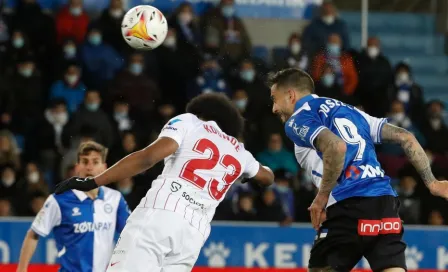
[31,195,62,237]
[243,150,260,178]
[158,114,194,146]
[355,108,388,144]
[116,195,130,233]
[285,113,326,150]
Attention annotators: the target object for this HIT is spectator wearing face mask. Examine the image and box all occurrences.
[1,30,35,74]
[396,175,420,224]
[97,0,128,54]
[275,33,309,71]
[201,0,252,64]
[109,52,161,117]
[56,0,90,44]
[189,55,229,99]
[420,100,448,155]
[116,177,139,209]
[8,0,55,60]
[273,169,295,220]
[169,2,202,53]
[156,28,196,111]
[355,37,393,117]
[52,39,79,82]
[64,89,114,148]
[387,62,424,125]
[3,55,44,137]
[80,26,123,90]
[0,165,20,201]
[315,65,345,101]
[379,100,425,156]
[312,33,358,99]
[49,62,86,113]
[20,162,49,205]
[0,130,21,170]
[257,133,298,175]
[36,99,69,175]
[302,1,350,57]
[109,97,135,145]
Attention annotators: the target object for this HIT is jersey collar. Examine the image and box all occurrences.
[72,187,105,202]
[294,94,318,112]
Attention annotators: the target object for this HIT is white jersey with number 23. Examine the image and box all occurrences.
[139,113,260,239]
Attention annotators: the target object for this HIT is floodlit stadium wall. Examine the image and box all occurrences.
[1,219,448,271]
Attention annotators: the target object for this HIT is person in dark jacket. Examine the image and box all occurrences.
[355,37,393,117]
[274,33,309,71]
[64,89,114,147]
[387,62,425,125]
[97,0,129,54]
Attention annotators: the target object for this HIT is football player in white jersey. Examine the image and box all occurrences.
[55,93,275,272]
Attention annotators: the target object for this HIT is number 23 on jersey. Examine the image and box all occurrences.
[179,139,242,201]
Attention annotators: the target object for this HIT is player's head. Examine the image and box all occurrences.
[186,93,244,138]
[268,68,314,123]
[76,141,107,178]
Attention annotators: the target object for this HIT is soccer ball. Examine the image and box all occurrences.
[121,5,168,50]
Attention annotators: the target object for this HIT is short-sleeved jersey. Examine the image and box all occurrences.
[142,113,260,239]
[31,187,130,272]
[285,94,396,203]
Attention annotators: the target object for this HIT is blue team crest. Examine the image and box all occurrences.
[168,119,181,125]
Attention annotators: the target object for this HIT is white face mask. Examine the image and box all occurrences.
[367,46,380,58]
[396,72,410,84]
[392,112,406,122]
[322,15,335,25]
[110,9,123,18]
[2,177,15,187]
[163,36,176,48]
[28,172,40,184]
[53,112,68,124]
[178,12,193,25]
[290,42,301,55]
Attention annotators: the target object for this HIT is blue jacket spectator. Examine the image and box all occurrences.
[302,1,349,57]
[49,62,86,113]
[189,55,229,99]
[273,169,295,219]
[257,133,298,175]
[80,26,123,89]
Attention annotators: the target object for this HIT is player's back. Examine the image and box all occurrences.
[286,94,396,204]
[142,113,259,236]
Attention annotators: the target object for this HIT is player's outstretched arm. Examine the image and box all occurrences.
[253,164,275,187]
[308,129,347,230]
[381,123,448,198]
[55,137,179,193]
[16,230,39,272]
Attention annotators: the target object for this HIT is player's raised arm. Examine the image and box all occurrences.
[381,123,448,198]
[55,137,179,193]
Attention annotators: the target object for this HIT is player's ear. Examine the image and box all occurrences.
[102,163,107,171]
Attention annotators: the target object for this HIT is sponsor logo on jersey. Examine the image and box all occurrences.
[72,207,82,216]
[104,203,113,214]
[182,192,204,209]
[170,181,182,192]
[292,124,309,141]
[358,218,402,236]
[163,126,177,131]
[345,164,384,179]
[73,221,112,233]
[168,118,181,125]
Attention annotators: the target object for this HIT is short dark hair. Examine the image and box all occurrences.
[77,141,108,162]
[267,68,314,93]
[186,93,244,138]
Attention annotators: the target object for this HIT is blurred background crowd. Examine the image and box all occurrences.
[0,0,447,226]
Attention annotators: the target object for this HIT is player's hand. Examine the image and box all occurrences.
[428,180,448,199]
[55,177,98,194]
[308,192,329,230]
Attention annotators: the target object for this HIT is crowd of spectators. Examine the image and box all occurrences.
[0,0,447,225]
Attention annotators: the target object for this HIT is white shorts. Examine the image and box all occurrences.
[106,207,206,272]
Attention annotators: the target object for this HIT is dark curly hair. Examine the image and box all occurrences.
[186,93,244,138]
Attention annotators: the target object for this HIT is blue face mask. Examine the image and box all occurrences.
[129,63,143,75]
[85,103,100,111]
[19,68,33,78]
[327,43,341,56]
[89,34,102,46]
[13,38,24,49]
[235,99,248,110]
[322,73,335,87]
[240,70,255,82]
[276,185,290,193]
[64,46,76,58]
[221,5,235,18]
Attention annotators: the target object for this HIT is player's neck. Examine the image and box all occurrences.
[85,188,99,200]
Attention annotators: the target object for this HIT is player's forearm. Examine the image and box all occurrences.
[17,230,39,271]
[95,149,154,186]
[315,130,347,195]
[381,124,435,187]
